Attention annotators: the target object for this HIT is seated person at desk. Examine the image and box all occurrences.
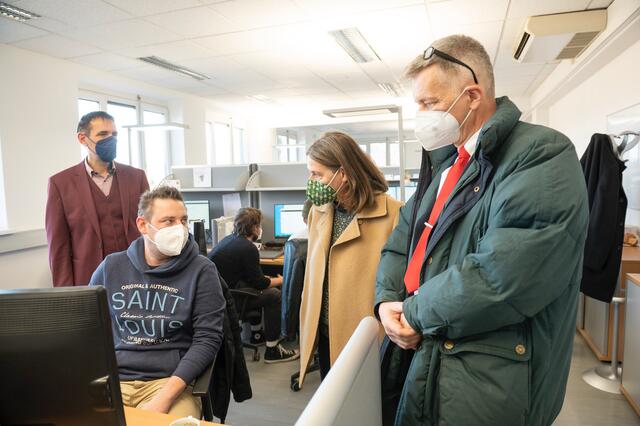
[90,186,225,417]
[208,207,299,363]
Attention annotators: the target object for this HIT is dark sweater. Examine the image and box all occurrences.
[208,234,270,290]
[89,236,225,384]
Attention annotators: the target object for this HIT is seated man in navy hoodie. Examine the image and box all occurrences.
[90,186,225,417]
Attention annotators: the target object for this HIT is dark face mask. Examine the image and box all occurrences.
[87,135,117,163]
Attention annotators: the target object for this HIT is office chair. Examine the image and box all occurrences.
[192,357,216,421]
[281,238,308,340]
[229,287,262,362]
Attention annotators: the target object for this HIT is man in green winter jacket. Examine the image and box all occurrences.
[375,35,588,425]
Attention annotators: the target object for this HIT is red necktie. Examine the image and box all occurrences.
[404,146,471,294]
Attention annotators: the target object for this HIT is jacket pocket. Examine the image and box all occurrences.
[436,325,531,426]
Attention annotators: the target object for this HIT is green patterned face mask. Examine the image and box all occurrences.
[306,169,340,206]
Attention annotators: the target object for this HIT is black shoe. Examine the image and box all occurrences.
[250,330,266,346]
[264,343,300,364]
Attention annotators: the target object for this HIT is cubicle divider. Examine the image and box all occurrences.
[247,163,309,242]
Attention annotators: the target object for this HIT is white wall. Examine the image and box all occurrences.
[545,38,640,156]
[0,43,251,289]
[528,0,640,225]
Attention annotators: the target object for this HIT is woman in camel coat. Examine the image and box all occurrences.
[298,131,402,388]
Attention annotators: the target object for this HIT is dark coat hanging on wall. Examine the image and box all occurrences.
[580,133,628,302]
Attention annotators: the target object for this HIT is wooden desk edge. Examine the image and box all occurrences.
[124,406,224,425]
[626,273,640,287]
[620,384,640,417]
[259,256,284,266]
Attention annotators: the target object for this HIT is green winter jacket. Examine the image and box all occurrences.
[375,97,588,425]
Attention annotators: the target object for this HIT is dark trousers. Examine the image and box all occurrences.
[246,287,282,342]
[318,329,331,380]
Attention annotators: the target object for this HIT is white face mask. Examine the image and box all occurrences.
[147,223,189,257]
[415,88,473,151]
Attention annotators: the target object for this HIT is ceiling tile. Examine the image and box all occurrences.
[354,5,431,69]
[431,20,503,63]
[178,56,246,78]
[0,18,47,43]
[65,19,181,50]
[428,0,509,26]
[294,0,424,18]
[117,40,214,62]
[508,0,591,19]
[16,0,132,27]
[71,52,141,71]
[322,72,378,92]
[144,6,237,38]
[210,0,307,30]
[102,0,203,17]
[209,69,282,94]
[116,65,178,81]
[11,34,101,58]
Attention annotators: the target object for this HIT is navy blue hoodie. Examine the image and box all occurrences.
[90,236,225,384]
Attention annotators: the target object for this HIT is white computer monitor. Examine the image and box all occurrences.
[295,317,382,426]
[274,204,306,238]
[185,200,211,231]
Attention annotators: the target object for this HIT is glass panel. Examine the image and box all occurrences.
[78,98,99,118]
[233,127,245,164]
[276,145,288,162]
[389,143,400,167]
[370,142,387,166]
[143,110,168,187]
[107,102,137,165]
[288,146,297,162]
[205,122,214,165]
[297,146,305,161]
[213,122,232,165]
[358,144,368,153]
[277,134,288,145]
[77,99,100,159]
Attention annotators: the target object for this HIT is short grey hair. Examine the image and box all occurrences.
[137,186,184,219]
[405,34,495,98]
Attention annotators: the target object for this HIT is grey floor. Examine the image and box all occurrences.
[223,334,639,426]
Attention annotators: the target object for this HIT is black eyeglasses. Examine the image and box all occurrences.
[423,46,478,84]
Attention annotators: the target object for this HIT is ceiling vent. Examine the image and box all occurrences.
[513,9,607,63]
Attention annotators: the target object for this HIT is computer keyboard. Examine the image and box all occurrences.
[259,249,284,259]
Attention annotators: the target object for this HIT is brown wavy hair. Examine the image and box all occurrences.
[307,132,388,214]
[233,207,262,238]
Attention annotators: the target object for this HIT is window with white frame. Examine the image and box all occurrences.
[0,135,7,231]
[275,130,304,163]
[143,109,170,188]
[107,101,137,166]
[77,93,171,187]
[206,122,246,165]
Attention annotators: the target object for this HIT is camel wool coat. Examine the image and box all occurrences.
[298,193,402,387]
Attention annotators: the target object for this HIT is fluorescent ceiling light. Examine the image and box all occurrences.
[329,28,381,64]
[323,105,399,118]
[0,2,40,21]
[137,56,210,81]
[377,82,405,97]
[123,123,189,131]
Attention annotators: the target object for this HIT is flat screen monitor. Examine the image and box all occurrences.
[185,200,211,231]
[274,203,306,238]
[0,286,125,426]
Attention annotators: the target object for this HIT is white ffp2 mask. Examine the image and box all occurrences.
[415,89,472,151]
[148,223,189,256]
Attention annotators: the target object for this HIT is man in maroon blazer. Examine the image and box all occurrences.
[45,111,149,286]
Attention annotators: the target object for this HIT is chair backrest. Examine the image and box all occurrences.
[295,317,382,426]
[281,238,308,338]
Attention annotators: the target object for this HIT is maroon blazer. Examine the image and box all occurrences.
[45,161,149,286]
